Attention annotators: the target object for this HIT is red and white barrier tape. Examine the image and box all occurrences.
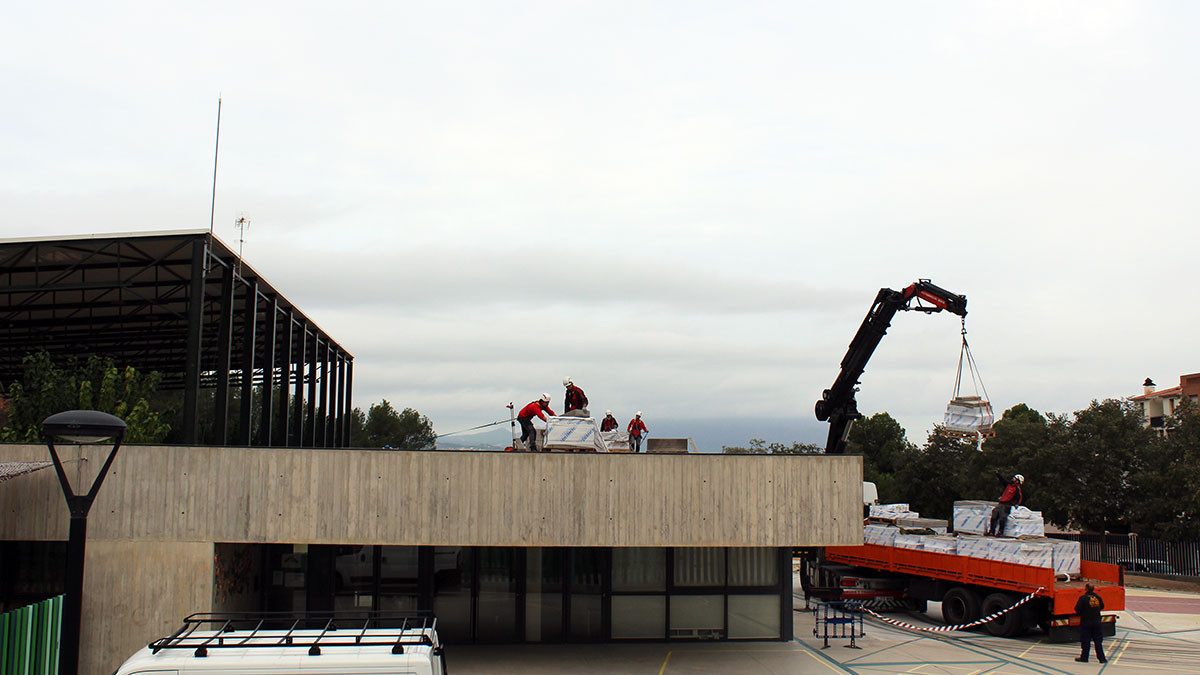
[860,587,1044,633]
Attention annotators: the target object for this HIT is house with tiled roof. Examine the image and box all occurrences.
[1130,373,1200,434]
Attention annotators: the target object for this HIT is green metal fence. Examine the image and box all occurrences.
[0,595,61,675]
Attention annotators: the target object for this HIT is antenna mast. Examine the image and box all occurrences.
[209,96,222,235]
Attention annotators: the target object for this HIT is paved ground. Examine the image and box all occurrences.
[450,586,1200,674]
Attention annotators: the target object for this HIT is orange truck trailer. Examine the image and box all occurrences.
[814,542,1124,641]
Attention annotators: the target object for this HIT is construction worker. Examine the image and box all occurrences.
[517,394,556,452]
[563,377,589,417]
[600,410,618,431]
[1075,583,1107,663]
[627,411,648,453]
[986,472,1024,536]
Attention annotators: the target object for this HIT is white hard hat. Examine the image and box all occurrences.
[540,393,551,403]
[605,410,612,416]
[636,410,642,416]
[563,377,572,386]
[1014,474,1024,484]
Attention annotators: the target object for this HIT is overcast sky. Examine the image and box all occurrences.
[3,2,1196,449]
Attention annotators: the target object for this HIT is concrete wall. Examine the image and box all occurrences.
[1,444,862,547]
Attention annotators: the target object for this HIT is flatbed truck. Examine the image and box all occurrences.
[805,542,1123,641]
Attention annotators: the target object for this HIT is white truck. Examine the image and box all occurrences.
[115,612,447,675]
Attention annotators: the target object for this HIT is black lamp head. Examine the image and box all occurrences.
[42,410,127,444]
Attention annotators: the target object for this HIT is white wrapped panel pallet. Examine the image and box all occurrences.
[864,524,899,547]
[600,430,629,452]
[956,534,991,560]
[893,534,926,551]
[953,501,993,535]
[543,417,608,452]
[869,503,919,520]
[896,517,949,534]
[1006,506,1045,537]
[923,536,957,555]
[1050,539,1082,577]
[944,396,995,434]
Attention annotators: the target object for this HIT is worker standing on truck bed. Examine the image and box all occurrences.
[986,472,1024,536]
[1075,583,1107,663]
[563,377,589,417]
[517,394,556,452]
[600,410,618,431]
[628,412,648,452]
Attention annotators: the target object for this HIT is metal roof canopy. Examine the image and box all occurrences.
[0,230,353,448]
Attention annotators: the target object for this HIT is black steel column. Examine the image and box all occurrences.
[279,311,293,446]
[334,354,346,447]
[306,334,317,448]
[61,515,87,675]
[317,340,329,447]
[182,237,206,444]
[214,266,236,445]
[238,279,258,446]
[260,296,277,446]
[344,359,353,445]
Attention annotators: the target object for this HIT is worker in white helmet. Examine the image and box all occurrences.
[516,394,556,452]
[986,472,1025,536]
[627,411,648,453]
[562,377,590,417]
[600,409,619,431]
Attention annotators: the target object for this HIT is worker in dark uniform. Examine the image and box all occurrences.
[600,410,618,431]
[517,394,555,452]
[627,411,648,453]
[563,377,589,417]
[986,472,1023,536]
[1075,584,1106,663]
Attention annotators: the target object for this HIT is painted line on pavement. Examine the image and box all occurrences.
[656,651,671,675]
[1015,637,1043,660]
[793,638,857,674]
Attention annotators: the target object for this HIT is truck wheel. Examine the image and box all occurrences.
[982,592,1024,637]
[942,587,982,626]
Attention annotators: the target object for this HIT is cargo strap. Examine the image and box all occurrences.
[952,318,990,401]
[861,586,1043,633]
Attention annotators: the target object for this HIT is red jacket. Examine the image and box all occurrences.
[565,385,588,412]
[998,482,1023,506]
[628,417,648,437]
[518,401,555,421]
[600,415,618,431]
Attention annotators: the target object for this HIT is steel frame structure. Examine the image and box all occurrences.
[0,230,353,447]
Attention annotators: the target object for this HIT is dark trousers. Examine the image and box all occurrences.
[519,417,537,452]
[988,503,1012,536]
[631,434,642,452]
[1079,622,1105,661]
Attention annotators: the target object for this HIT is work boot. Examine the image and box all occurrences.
[1075,657,1087,663]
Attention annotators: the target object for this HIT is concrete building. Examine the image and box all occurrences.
[1131,373,1200,434]
[1,443,861,673]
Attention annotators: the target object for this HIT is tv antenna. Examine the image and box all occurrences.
[234,213,250,276]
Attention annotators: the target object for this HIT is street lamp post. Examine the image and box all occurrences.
[42,410,127,675]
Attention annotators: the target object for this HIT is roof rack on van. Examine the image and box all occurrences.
[148,611,439,657]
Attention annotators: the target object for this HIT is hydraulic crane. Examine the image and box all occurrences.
[815,280,967,453]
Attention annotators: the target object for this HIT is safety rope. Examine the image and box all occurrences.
[860,586,1044,633]
[434,418,513,439]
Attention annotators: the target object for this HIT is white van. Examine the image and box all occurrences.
[115,613,446,675]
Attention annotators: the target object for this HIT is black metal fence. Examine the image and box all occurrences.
[1047,532,1200,577]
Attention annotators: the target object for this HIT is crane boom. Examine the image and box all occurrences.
[815,280,967,454]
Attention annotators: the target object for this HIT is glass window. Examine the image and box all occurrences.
[670,595,724,638]
[674,548,725,587]
[612,548,665,592]
[727,548,778,587]
[570,548,605,640]
[476,547,518,643]
[378,545,419,611]
[612,596,666,639]
[432,547,473,643]
[333,544,376,614]
[728,595,780,639]
[525,548,564,642]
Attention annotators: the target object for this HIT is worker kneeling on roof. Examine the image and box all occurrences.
[986,472,1024,536]
[517,394,556,452]
[562,377,589,417]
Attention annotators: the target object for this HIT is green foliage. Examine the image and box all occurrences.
[722,438,822,454]
[847,412,915,503]
[1,352,170,443]
[348,399,436,450]
[894,429,978,520]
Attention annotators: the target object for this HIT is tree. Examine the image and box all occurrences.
[350,399,436,450]
[847,412,915,504]
[894,429,978,520]
[1,352,170,443]
[1130,399,1200,540]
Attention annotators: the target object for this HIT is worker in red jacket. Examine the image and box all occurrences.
[986,472,1024,536]
[517,394,556,452]
[563,377,589,417]
[627,411,648,453]
[600,410,618,431]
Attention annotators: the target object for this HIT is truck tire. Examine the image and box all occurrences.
[942,587,982,626]
[982,592,1025,637]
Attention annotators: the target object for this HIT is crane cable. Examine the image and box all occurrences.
[952,317,990,402]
